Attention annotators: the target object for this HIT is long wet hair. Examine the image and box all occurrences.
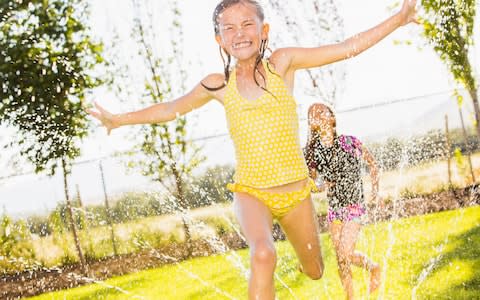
[304,103,337,166]
[201,0,275,93]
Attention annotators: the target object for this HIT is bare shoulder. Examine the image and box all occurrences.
[269,48,296,75]
[202,73,226,85]
[200,73,227,103]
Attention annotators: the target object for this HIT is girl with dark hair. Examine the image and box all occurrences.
[304,103,383,299]
[90,1,417,298]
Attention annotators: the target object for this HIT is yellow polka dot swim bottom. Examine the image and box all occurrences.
[227,178,317,219]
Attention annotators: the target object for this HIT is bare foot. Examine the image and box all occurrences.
[369,264,381,293]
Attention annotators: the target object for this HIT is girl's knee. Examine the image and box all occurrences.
[251,241,277,267]
[337,249,353,265]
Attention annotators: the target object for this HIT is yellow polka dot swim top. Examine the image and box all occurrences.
[223,59,309,188]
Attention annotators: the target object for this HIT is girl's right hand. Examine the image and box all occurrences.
[315,183,326,193]
[88,102,120,135]
[375,195,386,210]
[399,0,419,25]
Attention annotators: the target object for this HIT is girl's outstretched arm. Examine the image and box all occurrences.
[275,0,417,71]
[88,74,225,134]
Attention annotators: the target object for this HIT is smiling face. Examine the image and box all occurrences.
[308,104,336,142]
[214,2,269,61]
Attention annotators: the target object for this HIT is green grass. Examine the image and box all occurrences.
[28,205,480,300]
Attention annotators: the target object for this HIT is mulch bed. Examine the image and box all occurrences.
[1,184,479,299]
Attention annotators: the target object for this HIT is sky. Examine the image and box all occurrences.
[1,0,479,217]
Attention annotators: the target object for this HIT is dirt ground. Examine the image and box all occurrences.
[1,184,479,300]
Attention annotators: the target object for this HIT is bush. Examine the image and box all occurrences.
[366,128,478,171]
[0,215,36,272]
[200,216,234,236]
[184,165,235,208]
[26,215,53,237]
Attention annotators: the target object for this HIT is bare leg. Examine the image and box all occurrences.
[330,221,381,300]
[329,221,355,299]
[278,196,324,280]
[340,222,381,293]
[233,192,276,300]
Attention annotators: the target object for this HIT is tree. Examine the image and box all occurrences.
[112,0,204,256]
[0,0,104,274]
[421,0,479,136]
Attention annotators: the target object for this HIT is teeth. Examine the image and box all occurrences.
[233,41,251,49]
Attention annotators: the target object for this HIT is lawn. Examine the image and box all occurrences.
[29,205,480,300]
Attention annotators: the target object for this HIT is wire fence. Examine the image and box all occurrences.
[0,88,478,217]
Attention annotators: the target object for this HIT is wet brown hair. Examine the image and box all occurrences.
[201,0,274,93]
[305,103,337,167]
[308,103,337,131]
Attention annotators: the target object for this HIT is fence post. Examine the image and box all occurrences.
[75,184,87,230]
[62,159,88,275]
[458,106,476,183]
[99,160,118,256]
[444,115,452,187]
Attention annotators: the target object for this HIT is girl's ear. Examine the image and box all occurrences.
[215,34,223,47]
[215,37,230,57]
[261,23,270,39]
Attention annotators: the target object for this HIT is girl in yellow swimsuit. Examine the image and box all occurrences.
[89,1,418,299]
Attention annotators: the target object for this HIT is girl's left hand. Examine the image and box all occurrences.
[377,196,386,210]
[399,0,419,25]
[372,195,386,222]
[371,193,385,209]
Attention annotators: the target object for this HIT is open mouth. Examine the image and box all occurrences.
[233,41,252,49]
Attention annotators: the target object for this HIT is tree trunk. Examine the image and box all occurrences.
[170,162,192,257]
[62,159,88,275]
[99,161,118,256]
[468,87,480,138]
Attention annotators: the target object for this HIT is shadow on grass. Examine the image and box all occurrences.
[414,216,480,299]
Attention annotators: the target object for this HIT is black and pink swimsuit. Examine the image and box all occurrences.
[305,134,367,223]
